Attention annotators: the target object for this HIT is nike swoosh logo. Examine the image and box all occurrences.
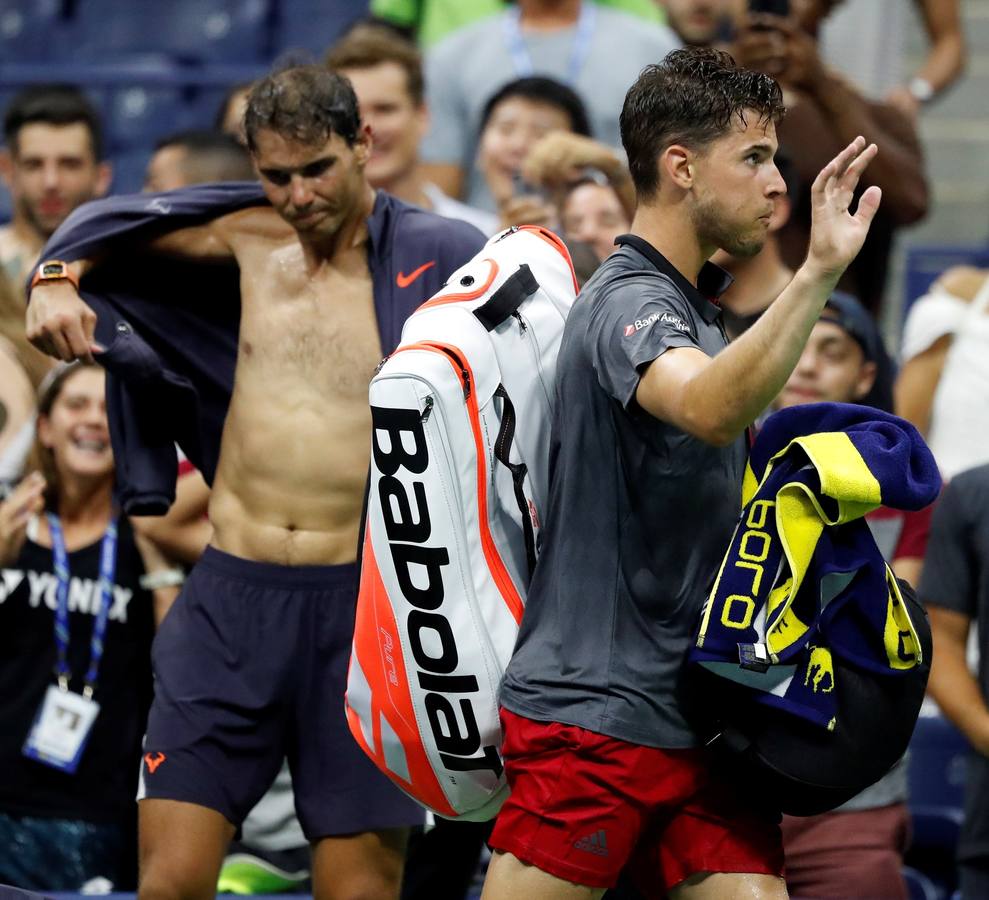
[396,260,436,288]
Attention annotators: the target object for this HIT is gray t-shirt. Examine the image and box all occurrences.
[919,464,989,861]
[499,235,747,749]
[421,6,680,211]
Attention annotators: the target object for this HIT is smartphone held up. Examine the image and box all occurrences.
[748,0,789,16]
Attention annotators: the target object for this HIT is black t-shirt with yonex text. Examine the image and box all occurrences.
[500,235,747,748]
[0,518,155,823]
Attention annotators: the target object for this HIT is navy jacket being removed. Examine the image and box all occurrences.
[34,183,486,513]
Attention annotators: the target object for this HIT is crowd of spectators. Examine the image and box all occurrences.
[0,0,983,897]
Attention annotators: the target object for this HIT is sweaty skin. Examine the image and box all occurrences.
[199,206,382,566]
[27,128,386,567]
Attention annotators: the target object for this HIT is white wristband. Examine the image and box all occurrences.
[908,77,935,103]
[140,567,185,590]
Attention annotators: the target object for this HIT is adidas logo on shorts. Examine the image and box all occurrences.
[573,829,609,856]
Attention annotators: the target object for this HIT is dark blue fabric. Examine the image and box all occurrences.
[752,403,940,511]
[143,548,425,837]
[691,403,941,729]
[34,183,486,513]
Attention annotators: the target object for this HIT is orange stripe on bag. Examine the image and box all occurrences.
[347,530,458,818]
[417,259,500,311]
[517,225,578,293]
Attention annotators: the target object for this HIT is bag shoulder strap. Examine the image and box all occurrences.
[473,265,539,331]
[492,384,537,578]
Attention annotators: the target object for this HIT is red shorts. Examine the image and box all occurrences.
[489,708,784,895]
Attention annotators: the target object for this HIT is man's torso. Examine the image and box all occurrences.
[206,206,383,566]
[500,240,747,748]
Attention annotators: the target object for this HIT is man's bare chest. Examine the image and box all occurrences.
[235,255,383,396]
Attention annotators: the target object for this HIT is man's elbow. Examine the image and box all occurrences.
[678,407,739,447]
[638,361,739,446]
[697,426,739,448]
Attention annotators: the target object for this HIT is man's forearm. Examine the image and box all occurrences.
[915,0,965,93]
[680,265,836,444]
[929,637,989,755]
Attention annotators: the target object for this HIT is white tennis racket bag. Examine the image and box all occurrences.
[346,225,578,821]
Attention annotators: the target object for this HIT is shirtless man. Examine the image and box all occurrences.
[25,66,485,900]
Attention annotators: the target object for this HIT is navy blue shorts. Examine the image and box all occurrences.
[139,547,424,839]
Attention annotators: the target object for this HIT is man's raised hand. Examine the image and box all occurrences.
[806,136,882,282]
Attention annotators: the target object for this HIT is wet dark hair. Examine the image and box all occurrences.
[479,76,592,138]
[620,48,785,200]
[4,84,104,160]
[244,65,361,152]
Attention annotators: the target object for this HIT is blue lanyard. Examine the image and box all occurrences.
[48,513,119,699]
[503,2,597,85]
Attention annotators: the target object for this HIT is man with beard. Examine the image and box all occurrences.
[26,65,485,900]
[657,0,738,46]
[0,85,111,293]
[482,47,881,899]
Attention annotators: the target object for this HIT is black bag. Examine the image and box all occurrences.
[688,580,932,816]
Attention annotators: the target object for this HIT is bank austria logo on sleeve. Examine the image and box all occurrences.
[623,310,691,337]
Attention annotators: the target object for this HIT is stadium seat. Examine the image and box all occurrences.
[271,0,369,60]
[68,0,271,64]
[908,710,967,823]
[104,82,190,152]
[903,865,948,900]
[185,85,239,132]
[905,709,968,898]
[0,0,63,63]
[0,86,18,123]
[110,149,152,195]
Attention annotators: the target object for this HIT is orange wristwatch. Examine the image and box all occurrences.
[30,259,80,292]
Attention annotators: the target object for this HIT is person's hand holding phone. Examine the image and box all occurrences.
[748,0,789,17]
[733,3,825,93]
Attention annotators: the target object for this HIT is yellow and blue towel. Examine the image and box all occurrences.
[691,403,941,731]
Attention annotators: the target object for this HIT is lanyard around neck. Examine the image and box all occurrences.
[48,512,119,699]
[503,2,597,85]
